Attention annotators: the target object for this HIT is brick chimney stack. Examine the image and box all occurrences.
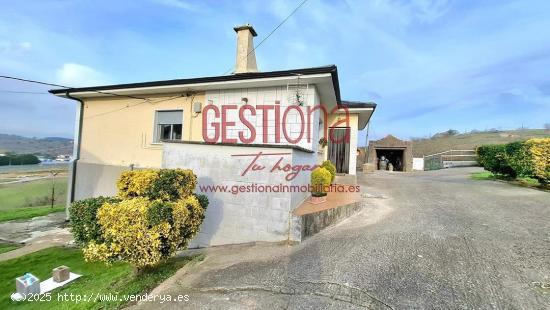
[233,24,258,74]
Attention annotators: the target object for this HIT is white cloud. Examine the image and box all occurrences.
[56,63,108,87]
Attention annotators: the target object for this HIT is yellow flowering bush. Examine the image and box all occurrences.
[117,170,158,199]
[74,168,208,270]
[83,198,172,268]
[117,169,197,201]
[524,138,550,184]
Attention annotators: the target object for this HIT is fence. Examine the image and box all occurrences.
[423,149,477,171]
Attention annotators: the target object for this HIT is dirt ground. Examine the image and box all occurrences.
[131,167,550,309]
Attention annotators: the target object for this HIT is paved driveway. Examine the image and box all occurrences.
[133,168,550,309]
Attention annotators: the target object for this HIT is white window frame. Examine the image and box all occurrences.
[153,110,184,143]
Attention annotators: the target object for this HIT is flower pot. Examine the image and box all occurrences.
[309,195,327,204]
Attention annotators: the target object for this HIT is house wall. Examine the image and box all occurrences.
[162,142,317,247]
[72,86,325,205]
[205,86,318,151]
[78,93,205,168]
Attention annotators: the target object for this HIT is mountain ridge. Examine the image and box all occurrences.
[0,133,73,157]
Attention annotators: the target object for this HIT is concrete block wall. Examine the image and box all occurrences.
[163,142,317,247]
[74,161,129,201]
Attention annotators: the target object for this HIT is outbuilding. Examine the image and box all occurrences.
[367,135,412,172]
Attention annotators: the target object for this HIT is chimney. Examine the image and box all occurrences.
[233,24,258,74]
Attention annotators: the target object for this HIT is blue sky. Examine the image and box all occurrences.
[0,0,549,143]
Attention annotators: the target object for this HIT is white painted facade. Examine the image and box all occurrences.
[205,85,320,152]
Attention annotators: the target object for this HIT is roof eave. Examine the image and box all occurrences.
[49,65,341,99]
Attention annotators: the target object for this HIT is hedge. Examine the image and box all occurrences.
[476,138,549,184]
[69,196,121,246]
[522,138,550,184]
[72,168,208,269]
[476,144,516,177]
[117,168,197,201]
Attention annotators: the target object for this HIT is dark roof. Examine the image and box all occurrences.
[339,100,377,109]
[49,65,341,102]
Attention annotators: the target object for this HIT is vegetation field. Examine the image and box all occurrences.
[412,129,549,157]
[471,171,548,190]
[0,247,200,309]
[0,242,22,254]
[0,177,67,222]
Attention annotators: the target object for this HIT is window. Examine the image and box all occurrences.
[155,110,183,142]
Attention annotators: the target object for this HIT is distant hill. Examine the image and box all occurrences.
[0,133,73,157]
[412,129,549,157]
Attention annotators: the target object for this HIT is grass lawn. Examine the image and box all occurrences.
[471,171,548,190]
[1,247,201,309]
[0,242,22,254]
[0,205,65,223]
[0,178,67,222]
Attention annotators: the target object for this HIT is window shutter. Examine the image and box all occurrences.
[157,111,182,124]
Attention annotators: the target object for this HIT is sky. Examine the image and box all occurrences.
[0,0,549,143]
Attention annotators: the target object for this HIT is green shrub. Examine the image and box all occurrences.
[75,168,208,269]
[311,167,331,197]
[69,196,121,246]
[193,193,209,212]
[477,138,549,184]
[505,141,531,177]
[117,169,197,201]
[0,156,9,166]
[476,144,516,177]
[82,195,205,268]
[175,196,206,243]
[320,160,336,183]
[0,154,40,166]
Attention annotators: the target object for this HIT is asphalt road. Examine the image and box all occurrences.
[133,167,550,309]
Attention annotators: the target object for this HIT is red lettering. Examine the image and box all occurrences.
[256,105,274,143]
[202,104,220,143]
[282,105,305,144]
[239,105,256,143]
[221,105,238,143]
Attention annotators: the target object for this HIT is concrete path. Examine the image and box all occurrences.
[132,167,550,309]
[0,211,72,261]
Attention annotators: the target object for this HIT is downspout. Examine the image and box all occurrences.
[65,91,84,221]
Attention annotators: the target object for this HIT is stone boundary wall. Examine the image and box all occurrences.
[300,201,364,239]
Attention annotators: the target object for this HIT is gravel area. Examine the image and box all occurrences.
[132,167,550,309]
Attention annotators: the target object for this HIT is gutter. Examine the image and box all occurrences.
[64,91,84,220]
